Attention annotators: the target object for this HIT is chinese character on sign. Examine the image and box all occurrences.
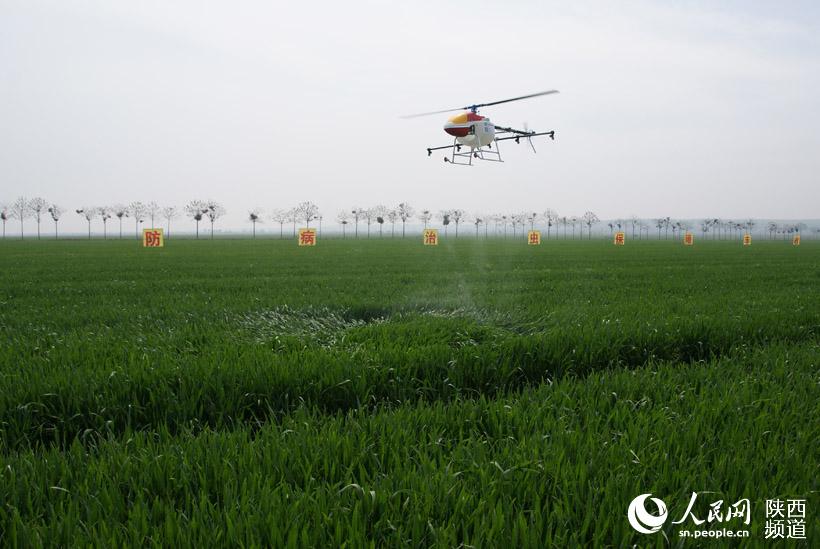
[614,231,625,245]
[142,228,164,247]
[765,499,806,539]
[684,232,694,246]
[528,230,541,245]
[423,229,438,246]
[742,233,752,246]
[298,228,316,246]
[792,234,800,246]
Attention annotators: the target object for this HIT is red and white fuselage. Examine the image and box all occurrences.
[443,112,495,148]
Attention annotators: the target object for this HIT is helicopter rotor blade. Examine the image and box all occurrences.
[400,107,468,119]
[401,89,558,118]
[472,90,559,109]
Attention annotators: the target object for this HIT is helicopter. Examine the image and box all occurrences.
[402,90,558,165]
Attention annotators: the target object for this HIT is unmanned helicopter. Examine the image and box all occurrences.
[402,90,558,165]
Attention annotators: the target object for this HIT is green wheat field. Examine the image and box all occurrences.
[0,238,818,547]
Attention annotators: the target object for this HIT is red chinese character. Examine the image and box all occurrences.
[144,230,162,247]
[299,230,316,246]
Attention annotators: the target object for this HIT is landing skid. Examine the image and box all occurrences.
[439,139,503,166]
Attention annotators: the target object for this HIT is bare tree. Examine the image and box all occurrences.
[582,211,599,239]
[337,211,350,238]
[205,201,225,239]
[501,214,510,238]
[28,197,48,240]
[511,213,526,238]
[270,209,289,239]
[418,209,432,229]
[570,216,580,239]
[558,216,567,239]
[386,208,398,237]
[146,201,160,229]
[128,202,148,239]
[767,221,777,240]
[11,196,29,240]
[371,205,388,237]
[438,210,451,236]
[1,205,14,239]
[76,208,96,239]
[47,204,63,239]
[362,208,376,238]
[98,207,112,239]
[185,200,208,239]
[542,209,557,240]
[526,212,540,231]
[397,202,414,238]
[295,201,319,228]
[162,206,178,238]
[348,207,361,238]
[701,219,711,239]
[113,205,128,239]
[248,209,262,238]
[474,216,483,237]
[630,215,640,239]
[655,218,665,240]
[450,209,465,237]
[288,208,299,237]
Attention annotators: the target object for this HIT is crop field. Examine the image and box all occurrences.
[0,238,817,546]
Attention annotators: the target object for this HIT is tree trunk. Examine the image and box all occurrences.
[54,220,58,239]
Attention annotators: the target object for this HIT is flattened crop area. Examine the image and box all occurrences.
[0,239,817,546]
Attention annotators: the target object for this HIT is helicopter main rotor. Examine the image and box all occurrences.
[401,90,559,118]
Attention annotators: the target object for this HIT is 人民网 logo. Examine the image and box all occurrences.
[628,493,669,534]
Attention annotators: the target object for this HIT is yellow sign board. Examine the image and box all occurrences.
[614,231,625,245]
[142,228,164,247]
[298,228,317,246]
[527,230,541,245]
[684,232,694,246]
[793,234,800,246]
[423,229,438,246]
[742,233,752,246]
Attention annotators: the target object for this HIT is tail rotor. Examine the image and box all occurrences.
[524,122,537,153]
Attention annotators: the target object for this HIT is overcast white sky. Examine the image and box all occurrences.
[1,0,818,233]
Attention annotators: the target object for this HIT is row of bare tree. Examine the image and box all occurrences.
[0,197,229,240]
[0,197,812,240]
